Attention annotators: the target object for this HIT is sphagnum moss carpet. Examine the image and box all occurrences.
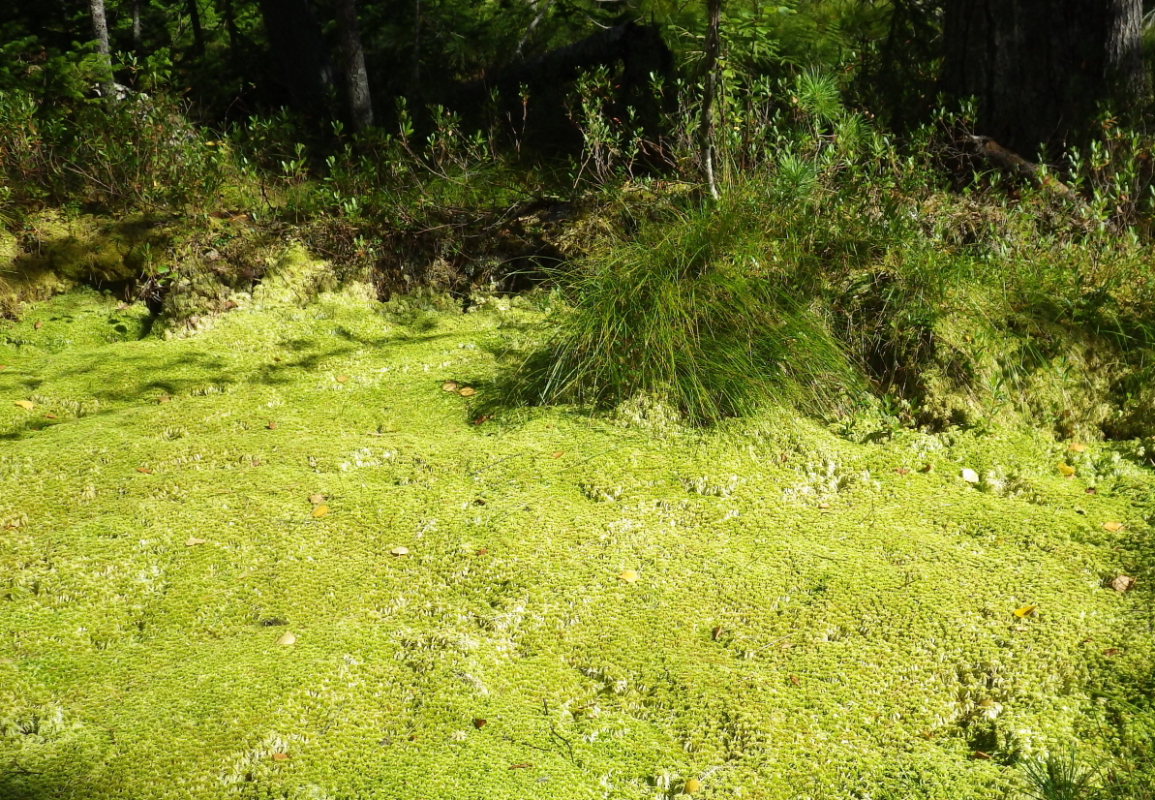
[1,287,1153,800]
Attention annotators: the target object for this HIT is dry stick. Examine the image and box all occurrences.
[965,135,1083,205]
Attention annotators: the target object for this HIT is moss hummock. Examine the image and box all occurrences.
[1,287,1153,800]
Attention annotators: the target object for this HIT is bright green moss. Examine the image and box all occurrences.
[0,288,1152,800]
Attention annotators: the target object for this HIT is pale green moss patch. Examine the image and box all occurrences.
[1,289,1153,800]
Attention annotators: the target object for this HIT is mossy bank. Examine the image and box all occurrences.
[2,283,1154,800]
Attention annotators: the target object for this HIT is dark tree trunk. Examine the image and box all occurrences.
[943,0,1146,156]
[221,0,240,70]
[257,0,334,115]
[187,0,206,57]
[334,0,374,131]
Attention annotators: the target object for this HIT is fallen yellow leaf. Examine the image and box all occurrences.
[13,400,34,410]
[1013,604,1038,618]
[312,504,330,518]
[1068,442,1087,453]
[272,752,291,761]
[391,546,409,556]
[1058,463,1076,477]
[336,375,349,384]
[277,631,297,646]
[442,380,460,392]
[619,569,639,583]
[308,493,326,505]
[185,536,207,546]
[1110,575,1136,593]
[685,778,702,794]
[1103,521,1125,532]
[458,386,477,397]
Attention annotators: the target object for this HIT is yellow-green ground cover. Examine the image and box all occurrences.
[1,281,1153,799]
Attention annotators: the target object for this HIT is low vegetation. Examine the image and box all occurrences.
[3,4,1155,798]
[2,287,1155,799]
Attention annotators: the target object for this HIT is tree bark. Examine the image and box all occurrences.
[700,0,723,199]
[88,0,116,99]
[257,0,334,116]
[334,0,374,131]
[943,0,1146,156]
[132,0,142,53]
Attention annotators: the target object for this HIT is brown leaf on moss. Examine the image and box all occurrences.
[1110,575,1136,593]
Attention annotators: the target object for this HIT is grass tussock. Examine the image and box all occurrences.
[504,192,862,424]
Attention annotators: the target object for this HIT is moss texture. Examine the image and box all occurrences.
[1,286,1153,800]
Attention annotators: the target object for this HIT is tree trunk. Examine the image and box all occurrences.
[88,0,116,99]
[943,0,1146,156]
[257,0,334,116]
[222,0,240,70]
[132,0,142,53]
[187,0,206,57]
[700,0,723,199]
[334,0,374,131]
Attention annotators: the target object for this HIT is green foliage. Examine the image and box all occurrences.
[0,87,226,212]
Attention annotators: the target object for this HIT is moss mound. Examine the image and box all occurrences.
[1,289,1154,799]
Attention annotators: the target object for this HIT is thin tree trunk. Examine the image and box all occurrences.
[132,0,142,53]
[412,0,422,92]
[187,0,206,57]
[700,0,723,199]
[89,0,116,99]
[335,0,374,131]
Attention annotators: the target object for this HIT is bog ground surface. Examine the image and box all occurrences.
[2,286,1153,800]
